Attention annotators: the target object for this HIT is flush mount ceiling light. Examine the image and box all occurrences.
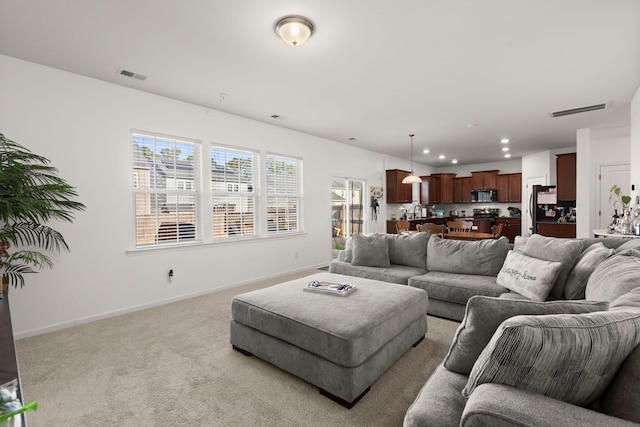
[402,134,422,184]
[274,15,315,46]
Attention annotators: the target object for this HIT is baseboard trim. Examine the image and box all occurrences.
[15,264,326,339]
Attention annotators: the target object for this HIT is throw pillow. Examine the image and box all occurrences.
[387,232,429,269]
[564,243,615,300]
[426,236,510,276]
[522,234,584,299]
[443,296,608,375]
[496,251,562,301]
[462,311,640,406]
[586,253,640,303]
[351,233,391,268]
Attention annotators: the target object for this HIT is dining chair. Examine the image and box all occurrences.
[446,220,473,232]
[396,220,411,234]
[491,223,504,238]
[417,223,445,238]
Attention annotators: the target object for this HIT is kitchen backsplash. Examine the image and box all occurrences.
[388,202,521,220]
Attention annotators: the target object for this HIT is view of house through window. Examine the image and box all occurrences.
[331,178,365,258]
[211,145,258,238]
[132,132,200,246]
[266,154,302,234]
[132,132,304,248]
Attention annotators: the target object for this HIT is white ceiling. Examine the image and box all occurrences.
[1,1,639,166]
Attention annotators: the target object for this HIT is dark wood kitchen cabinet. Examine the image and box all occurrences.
[556,153,576,201]
[495,217,521,243]
[434,173,456,204]
[420,175,440,204]
[471,170,499,190]
[386,169,413,203]
[497,173,522,203]
[453,177,472,203]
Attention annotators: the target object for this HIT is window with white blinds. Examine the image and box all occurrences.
[211,145,258,238]
[266,154,303,234]
[132,132,200,247]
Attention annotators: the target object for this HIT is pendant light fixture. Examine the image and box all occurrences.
[274,15,315,46]
[402,134,422,184]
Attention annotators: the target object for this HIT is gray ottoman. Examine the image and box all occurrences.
[230,272,428,408]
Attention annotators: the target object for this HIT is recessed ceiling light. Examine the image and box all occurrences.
[451,158,458,164]
[466,123,478,128]
[439,154,445,160]
[423,149,430,154]
[502,147,509,152]
[504,154,511,158]
[500,138,510,144]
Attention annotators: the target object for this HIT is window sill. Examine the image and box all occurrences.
[126,231,307,256]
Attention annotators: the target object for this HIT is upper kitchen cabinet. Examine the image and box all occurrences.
[435,173,456,204]
[386,169,413,203]
[471,170,499,190]
[497,173,522,203]
[453,177,472,203]
[556,153,576,201]
[421,173,456,204]
[420,175,440,204]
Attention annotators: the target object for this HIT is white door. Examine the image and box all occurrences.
[524,176,547,236]
[598,164,630,229]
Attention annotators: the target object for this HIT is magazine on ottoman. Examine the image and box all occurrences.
[304,279,356,296]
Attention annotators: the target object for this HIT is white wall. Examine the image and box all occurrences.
[631,86,640,202]
[433,158,521,176]
[576,126,631,238]
[0,55,413,337]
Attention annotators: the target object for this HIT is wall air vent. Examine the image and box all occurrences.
[550,103,606,118]
[118,68,147,81]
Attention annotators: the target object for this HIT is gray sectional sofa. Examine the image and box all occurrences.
[329,231,640,426]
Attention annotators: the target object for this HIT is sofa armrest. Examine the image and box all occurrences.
[461,383,636,427]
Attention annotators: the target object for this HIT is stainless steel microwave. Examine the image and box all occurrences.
[471,189,497,203]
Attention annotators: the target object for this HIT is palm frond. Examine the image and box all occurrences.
[0,223,69,253]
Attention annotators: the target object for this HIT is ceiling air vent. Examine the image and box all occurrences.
[550,103,606,118]
[118,68,147,81]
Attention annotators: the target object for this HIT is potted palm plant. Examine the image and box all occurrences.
[0,133,85,290]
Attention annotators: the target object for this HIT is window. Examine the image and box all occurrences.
[266,154,303,234]
[132,132,200,246]
[211,145,258,238]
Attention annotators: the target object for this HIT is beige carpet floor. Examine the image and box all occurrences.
[16,269,460,426]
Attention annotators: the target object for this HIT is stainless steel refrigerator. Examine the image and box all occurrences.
[529,185,558,234]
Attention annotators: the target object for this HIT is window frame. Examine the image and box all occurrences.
[265,153,304,236]
[131,131,202,248]
[210,144,259,240]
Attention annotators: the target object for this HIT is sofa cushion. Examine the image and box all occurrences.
[564,243,615,300]
[512,235,528,253]
[443,296,609,375]
[462,311,640,406]
[403,364,469,427]
[610,287,640,313]
[426,236,510,276]
[600,344,640,423]
[408,272,507,306]
[387,232,429,269]
[615,239,640,253]
[586,253,640,303]
[351,233,390,268]
[496,251,563,301]
[328,260,426,285]
[522,234,583,299]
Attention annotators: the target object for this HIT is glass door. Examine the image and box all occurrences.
[331,178,365,259]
